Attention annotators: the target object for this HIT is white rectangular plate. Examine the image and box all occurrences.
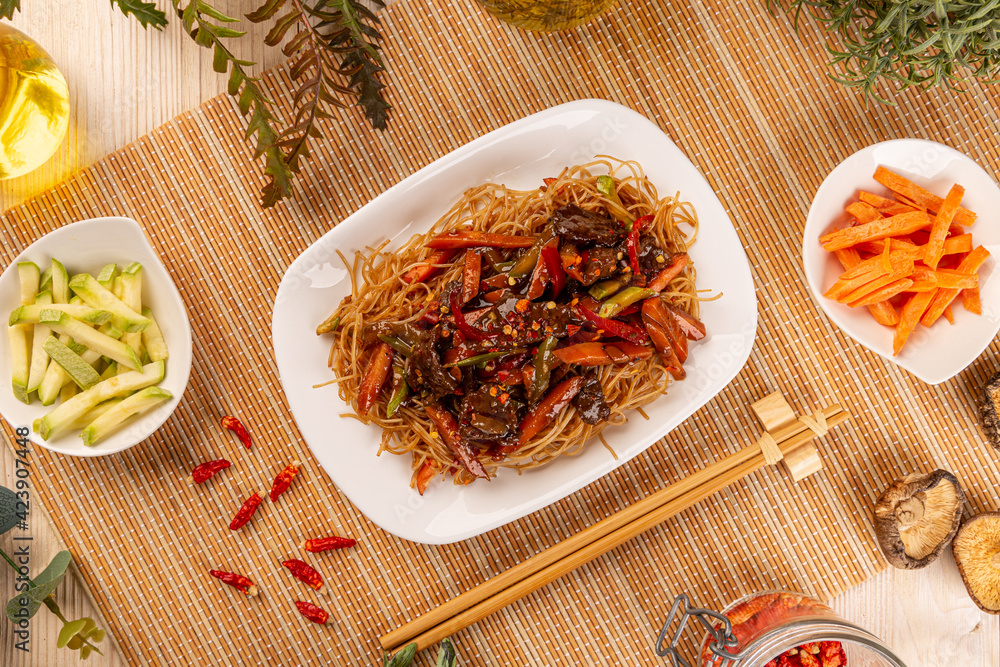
[272,99,757,544]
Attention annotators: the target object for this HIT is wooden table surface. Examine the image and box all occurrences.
[0,2,997,665]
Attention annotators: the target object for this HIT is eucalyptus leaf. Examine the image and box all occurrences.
[384,642,417,667]
[5,550,72,622]
[0,486,24,536]
[58,618,88,648]
[436,638,457,667]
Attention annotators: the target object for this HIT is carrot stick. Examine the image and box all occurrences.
[924,184,965,269]
[921,246,991,326]
[858,191,899,208]
[873,167,977,226]
[839,249,919,280]
[942,234,973,255]
[848,279,914,307]
[961,286,982,315]
[880,239,892,273]
[847,201,882,224]
[944,304,955,324]
[833,248,899,326]
[819,211,930,251]
[894,291,937,355]
[840,269,911,304]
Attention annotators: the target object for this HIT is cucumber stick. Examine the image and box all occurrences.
[10,263,40,403]
[81,387,172,446]
[39,310,142,371]
[69,273,149,333]
[26,291,52,393]
[96,264,117,289]
[37,335,102,406]
[38,361,164,440]
[42,337,101,390]
[50,259,70,304]
[120,264,143,359]
[9,304,113,326]
[7,325,30,404]
[17,263,40,304]
[141,308,169,361]
[67,399,121,430]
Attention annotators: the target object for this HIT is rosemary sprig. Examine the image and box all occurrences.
[769,0,1000,104]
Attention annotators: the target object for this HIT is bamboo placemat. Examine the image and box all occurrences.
[3,0,1000,664]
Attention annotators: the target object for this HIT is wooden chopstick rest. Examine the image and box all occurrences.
[751,391,832,481]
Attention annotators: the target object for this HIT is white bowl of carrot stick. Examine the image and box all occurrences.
[802,138,1000,385]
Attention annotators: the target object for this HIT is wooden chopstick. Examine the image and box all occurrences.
[381,405,847,652]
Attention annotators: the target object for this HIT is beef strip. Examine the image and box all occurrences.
[571,372,611,425]
[550,204,625,247]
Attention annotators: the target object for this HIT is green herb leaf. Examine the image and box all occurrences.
[0,0,20,19]
[5,550,72,622]
[384,642,417,667]
[436,638,457,667]
[57,618,88,648]
[0,486,24,536]
[110,0,169,29]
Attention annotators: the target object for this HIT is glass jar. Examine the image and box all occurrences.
[656,590,908,667]
[475,0,618,31]
[0,23,70,179]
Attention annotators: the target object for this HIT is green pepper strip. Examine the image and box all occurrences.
[445,348,526,368]
[378,334,412,356]
[530,335,559,403]
[386,378,409,417]
[509,246,541,279]
[316,315,340,335]
[596,175,634,228]
[589,279,625,300]
[598,287,657,319]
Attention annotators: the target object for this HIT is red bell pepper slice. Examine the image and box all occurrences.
[648,253,689,292]
[540,244,566,298]
[576,306,648,345]
[517,376,585,446]
[424,404,489,480]
[553,341,652,367]
[641,298,688,363]
[402,249,457,284]
[667,305,706,340]
[357,342,393,416]
[627,214,654,276]
[414,459,437,495]
[642,318,685,380]
[426,231,536,250]
[461,251,482,304]
[449,291,499,342]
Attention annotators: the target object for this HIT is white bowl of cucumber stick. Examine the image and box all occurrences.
[0,218,192,457]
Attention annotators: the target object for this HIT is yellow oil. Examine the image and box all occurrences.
[476,0,618,31]
[0,24,69,180]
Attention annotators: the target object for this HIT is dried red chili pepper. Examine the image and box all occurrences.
[209,569,259,596]
[187,459,231,484]
[282,558,323,590]
[294,600,329,624]
[229,492,263,530]
[221,415,252,449]
[269,460,301,502]
[301,536,357,552]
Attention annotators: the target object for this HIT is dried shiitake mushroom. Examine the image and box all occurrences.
[979,372,1000,450]
[953,512,1000,614]
[873,469,965,569]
